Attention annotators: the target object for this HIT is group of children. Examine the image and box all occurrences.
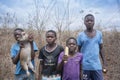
[10,14,106,80]
[38,30,83,80]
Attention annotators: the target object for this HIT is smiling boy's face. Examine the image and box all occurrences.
[67,39,77,53]
[14,30,23,41]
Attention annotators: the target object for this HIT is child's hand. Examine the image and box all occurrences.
[103,63,107,73]
[63,55,69,62]
[28,33,34,42]
[20,43,24,48]
[102,68,107,73]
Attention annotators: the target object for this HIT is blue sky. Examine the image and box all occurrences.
[0,0,120,30]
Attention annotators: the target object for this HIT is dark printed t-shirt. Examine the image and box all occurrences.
[38,45,64,76]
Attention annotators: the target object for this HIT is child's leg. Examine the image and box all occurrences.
[14,74,24,80]
[27,73,35,80]
[14,74,28,80]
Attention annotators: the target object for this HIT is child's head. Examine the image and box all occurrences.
[84,14,95,29]
[46,30,57,44]
[66,37,77,53]
[14,28,24,41]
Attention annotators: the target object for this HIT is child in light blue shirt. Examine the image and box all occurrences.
[77,14,107,80]
[10,28,38,80]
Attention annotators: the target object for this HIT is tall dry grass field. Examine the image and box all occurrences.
[0,28,120,80]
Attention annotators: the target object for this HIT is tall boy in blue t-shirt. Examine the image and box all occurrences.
[77,14,107,80]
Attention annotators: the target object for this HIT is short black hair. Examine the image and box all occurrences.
[46,30,57,37]
[14,28,24,32]
[66,37,77,46]
[84,14,94,19]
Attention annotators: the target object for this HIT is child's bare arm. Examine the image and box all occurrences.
[99,44,107,68]
[28,33,36,60]
[57,55,68,71]
[38,60,43,80]
[57,59,64,71]
[30,42,35,60]
[78,45,82,52]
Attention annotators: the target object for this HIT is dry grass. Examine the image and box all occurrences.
[0,28,120,80]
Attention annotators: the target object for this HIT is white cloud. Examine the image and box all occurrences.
[0,2,14,14]
[0,0,119,30]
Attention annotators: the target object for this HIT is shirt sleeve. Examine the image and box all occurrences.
[33,41,38,52]
[98,31,103,44]
[77,33,82,46]
[38,48,44,61]
[10,45,17,58]
[58,52,64,64]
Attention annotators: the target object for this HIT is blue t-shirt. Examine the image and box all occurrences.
[10,41,38,74]
[77,30,103,70]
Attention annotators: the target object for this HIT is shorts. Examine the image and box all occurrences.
[14,73,35,80]
[42,74,61,80]
[83,70,103,80]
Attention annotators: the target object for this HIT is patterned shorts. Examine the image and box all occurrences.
[42,75,61,80]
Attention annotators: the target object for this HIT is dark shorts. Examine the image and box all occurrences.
[83,70,103,80]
